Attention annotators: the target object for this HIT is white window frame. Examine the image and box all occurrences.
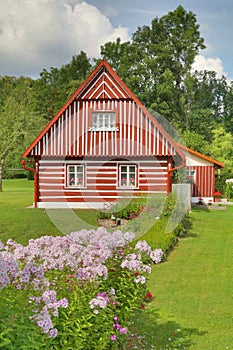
[118,164,138,189]
[67,164,85,188]
[89,111,118,131]
[186,169,196,184]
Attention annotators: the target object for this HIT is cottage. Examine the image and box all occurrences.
[22,60,223,208]
[178,143,224,203]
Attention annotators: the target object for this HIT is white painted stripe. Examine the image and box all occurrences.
[119,101,122,155]
[77,102,80,155]
[104,72,127,98]
[65,109,68,155]
[46,133,49,156]
[85,101,88,155]
[123,100,126,155]
[81,71,105,98]
[128,101,131,155]
[140,108,143,155]
[74,100,76,155]
[40,172,64,175]
[61,114,64,155]
[81,106,85,155]
[145,116,148,155]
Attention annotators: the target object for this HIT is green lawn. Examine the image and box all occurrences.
[138,206,233,349]
[1,179,233,349]
[0,179,98,245]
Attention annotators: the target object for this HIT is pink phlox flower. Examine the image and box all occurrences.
[89,296,108,310]
[114,323,121,330]
[134,275,146,284]
[110,334,117,341]
[135,240,152,254]
[150,249,163,264]
[120,327,128,334]
[48,328,58,338]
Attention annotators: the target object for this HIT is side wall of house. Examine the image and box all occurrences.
[186,165,215,199]
[37,157,168,208]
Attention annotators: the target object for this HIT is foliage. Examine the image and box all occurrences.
[97,193,191,259]
[97,197,147,220]
[224,182,233,199]
[32,51,92,121]
[0,229,163,349]
[101,5,205,128]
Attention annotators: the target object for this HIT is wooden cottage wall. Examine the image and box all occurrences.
[37,157,168,207]
[30,99,177,158]
[187,165,215,198]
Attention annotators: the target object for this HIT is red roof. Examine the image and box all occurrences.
[177,143,224,168]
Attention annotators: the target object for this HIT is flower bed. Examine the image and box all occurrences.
[0,228,163,349]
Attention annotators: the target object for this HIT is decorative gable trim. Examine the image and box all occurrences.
[22,60,184,163]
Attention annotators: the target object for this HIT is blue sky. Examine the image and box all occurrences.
[0,0,232,79]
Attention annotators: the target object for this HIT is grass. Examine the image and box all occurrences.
[0,179,98,245]
[1,179,233,349]
[137,206,233,349]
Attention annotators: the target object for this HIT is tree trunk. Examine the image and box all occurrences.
[0,161,3,192]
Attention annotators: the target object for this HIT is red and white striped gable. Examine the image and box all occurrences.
[23,60,183,161]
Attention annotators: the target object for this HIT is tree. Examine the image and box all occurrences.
[32,51,92,121]
[0,78,44,191]
[100,5,205,128]
[180,130,209,154]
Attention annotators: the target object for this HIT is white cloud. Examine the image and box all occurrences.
[192,55,226,78]
[0,0,130,76]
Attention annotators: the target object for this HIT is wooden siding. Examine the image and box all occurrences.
[30,99,177,158]
[187,165,215,197]
[37,158,168,205]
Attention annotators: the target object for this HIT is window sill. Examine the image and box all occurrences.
[88,127,119,132]
[65,186,86,189]
[117,186,139,190]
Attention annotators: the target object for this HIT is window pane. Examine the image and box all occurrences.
[68,165,84,187]
[120,165,137,187]
[110,113,115,128]
[92,114,97,128]
[92,112,116,130]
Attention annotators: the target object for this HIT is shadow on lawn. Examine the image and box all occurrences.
[130,307,207,349]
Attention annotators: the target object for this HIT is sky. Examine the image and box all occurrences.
[0,0,232,80]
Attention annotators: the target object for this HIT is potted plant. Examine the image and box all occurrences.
[213,190,222,202]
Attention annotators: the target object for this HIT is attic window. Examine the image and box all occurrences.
[89,111,118,131]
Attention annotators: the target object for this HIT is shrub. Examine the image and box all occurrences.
[0,229,163,349]
[225,183,233,200]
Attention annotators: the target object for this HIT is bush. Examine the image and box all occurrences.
[3,170,27,179]
[124,193,191,257]
[0,229,163,349]
[97,196,147,221]
[225,182,233,200]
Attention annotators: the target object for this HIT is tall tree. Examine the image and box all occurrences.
[0,77,43,191]
[100,5,205,128]
[32,51,92,121]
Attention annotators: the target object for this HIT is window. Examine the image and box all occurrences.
[67,165,85,187]
[186,170,196,184]
[89,111,118,131]
[119,165,137,188]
